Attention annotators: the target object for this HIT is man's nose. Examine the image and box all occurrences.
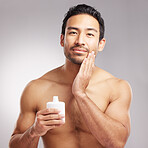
[75,33,85,46]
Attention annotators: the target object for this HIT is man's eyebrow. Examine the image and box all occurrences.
[67,27,79,30]
[87,28,98,33]
[67,27,98,33]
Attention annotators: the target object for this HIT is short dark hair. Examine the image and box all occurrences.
[61,4,105,41]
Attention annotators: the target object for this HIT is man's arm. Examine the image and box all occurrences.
[72,52,132,148]
[9,81,65,148]
[9,112,40,148]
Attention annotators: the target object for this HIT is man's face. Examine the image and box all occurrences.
[61,14,102,65]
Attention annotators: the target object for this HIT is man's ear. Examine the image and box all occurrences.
[98,38,106,52]
[60,34,64,47]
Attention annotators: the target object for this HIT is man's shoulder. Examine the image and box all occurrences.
[20,67,64,111]
[94,67,117,83]
[106,77,132,95]
[99,69,132,100]
[95,67,131,91]
[40,65,64,83]
[26,70,60,90]
[95,68,132,104]
[25,66,63,92]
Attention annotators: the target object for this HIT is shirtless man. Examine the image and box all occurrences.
[9,4,132,148]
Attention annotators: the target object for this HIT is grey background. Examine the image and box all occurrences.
[0,0,147,147]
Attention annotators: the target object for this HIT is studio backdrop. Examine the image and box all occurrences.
[0,0,147,147]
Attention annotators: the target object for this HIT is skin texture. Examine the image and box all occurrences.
[9,14,132,148]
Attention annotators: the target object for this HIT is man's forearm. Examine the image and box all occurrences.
[74,93,128,148]
[9,126,40,148]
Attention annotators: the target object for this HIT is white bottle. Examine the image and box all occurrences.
[47,96,65,122]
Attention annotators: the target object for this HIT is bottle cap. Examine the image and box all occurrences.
[53,96,59,102]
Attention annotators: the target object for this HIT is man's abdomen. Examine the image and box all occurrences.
[42,129,103,148]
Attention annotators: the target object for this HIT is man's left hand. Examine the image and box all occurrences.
[72,51,95,96]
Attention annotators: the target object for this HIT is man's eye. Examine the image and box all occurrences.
[87,33,94,37]
[69,32,77,35]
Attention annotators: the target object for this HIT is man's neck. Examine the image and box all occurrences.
[61,59,81,84]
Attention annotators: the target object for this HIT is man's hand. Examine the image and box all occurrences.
[31,108,65,137]
[72,51,95,96]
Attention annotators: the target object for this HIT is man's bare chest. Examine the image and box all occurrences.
[37,81,111,133]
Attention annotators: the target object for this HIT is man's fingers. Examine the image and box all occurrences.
[43,114,65,121]
[79,51,95,76]
[43,119,65,126]
[37,108,60,116]
[88,51,95,71]
[83,51,95,75]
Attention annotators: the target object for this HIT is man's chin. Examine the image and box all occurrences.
[68,57,83,65]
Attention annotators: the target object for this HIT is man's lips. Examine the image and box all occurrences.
[72,48,87,52]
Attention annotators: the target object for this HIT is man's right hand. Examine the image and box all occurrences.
[32,108,65,137]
